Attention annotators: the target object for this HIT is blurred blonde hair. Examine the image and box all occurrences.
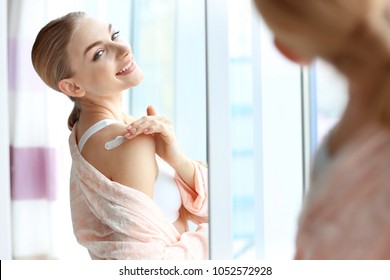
[254,0,390,123]
[31,11,86,130]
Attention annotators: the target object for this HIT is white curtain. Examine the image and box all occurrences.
[0,0,12,260]
[8,0,74,259]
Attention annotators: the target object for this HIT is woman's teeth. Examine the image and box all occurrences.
[117,62,133,75]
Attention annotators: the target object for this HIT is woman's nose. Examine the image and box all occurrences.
[115,43,131,60]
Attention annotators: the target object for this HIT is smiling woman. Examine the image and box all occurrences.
[30,11,208,260]
[1,0,207,260]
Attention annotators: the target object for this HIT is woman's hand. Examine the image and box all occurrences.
[125,105,196,188]
[124,105,185,168]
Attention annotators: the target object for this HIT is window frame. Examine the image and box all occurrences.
[206,0,234,259]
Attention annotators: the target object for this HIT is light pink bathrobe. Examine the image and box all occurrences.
[295,123,390,259]
[69,129,208,260]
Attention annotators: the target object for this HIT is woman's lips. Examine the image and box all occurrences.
[116,61,136,76]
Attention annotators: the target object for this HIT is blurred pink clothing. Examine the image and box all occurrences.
[69,129,209,260]
[296,123,390,259]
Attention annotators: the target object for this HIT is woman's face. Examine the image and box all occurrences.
[253,0,312,62]
[67,17,144,98]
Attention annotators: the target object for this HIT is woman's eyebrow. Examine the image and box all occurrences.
[83,23,113,56]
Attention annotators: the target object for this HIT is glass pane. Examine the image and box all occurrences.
[228,0,256,259]
[228,0,305,259]
[129,0,176,120]
[130,0,207,163]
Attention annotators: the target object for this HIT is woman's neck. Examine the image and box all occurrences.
[327,64,390,156]
[78,94,126,124]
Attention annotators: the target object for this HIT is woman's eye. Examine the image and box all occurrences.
[93,50,104,61]
[111,31,120,40]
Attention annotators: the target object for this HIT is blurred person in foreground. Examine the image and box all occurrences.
[254,0,390,259]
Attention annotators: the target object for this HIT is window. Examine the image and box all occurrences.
[207,0,304,259]
[130,0,207,163]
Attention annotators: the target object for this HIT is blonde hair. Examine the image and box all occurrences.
[31,11,86,130]
[254,0,390,124]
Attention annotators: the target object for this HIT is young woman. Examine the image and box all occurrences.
[31,12,208,260]
[254,0,390,259]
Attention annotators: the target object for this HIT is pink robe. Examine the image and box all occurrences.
[69,129,209,260]
[296,123,390,259]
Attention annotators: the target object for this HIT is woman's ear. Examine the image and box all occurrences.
[58,79,85,98]
[274,38,312,65]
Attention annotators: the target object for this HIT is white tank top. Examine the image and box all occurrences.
[77,119,182,223]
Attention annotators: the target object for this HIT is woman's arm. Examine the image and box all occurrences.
[80,121,157,198]
[124,106,197,189]
[175,161,208,223]
[108,132,157,198]
[123,106,208,222]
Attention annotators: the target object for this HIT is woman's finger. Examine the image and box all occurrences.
[126,115,170,132]
[127,111,171,127]
[127,115,157,128]
[125,119,169,138]
[147,105,157,116]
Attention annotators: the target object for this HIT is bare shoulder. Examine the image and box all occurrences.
[81,123,157,198]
